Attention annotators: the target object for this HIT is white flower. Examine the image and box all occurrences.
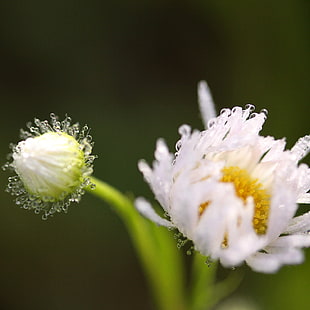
[136,81,310,273]
[4,113,96,219]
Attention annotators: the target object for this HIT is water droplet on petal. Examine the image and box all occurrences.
[175,140,182,151]
[260,108,268,116]
[249,113,258,119]
[207,119,216,128]
[245,104,255,112]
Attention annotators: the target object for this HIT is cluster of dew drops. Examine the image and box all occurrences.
[207,104,268,129]
[172,230,214,267]
[172,104,268,165]
[3,113,97,220]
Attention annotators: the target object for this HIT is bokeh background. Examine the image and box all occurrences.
[0,1,309,309]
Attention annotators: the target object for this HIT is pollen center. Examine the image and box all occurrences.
[221,166,270,235]
[199,201,210,216]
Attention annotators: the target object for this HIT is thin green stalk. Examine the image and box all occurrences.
[189,253,217,310]
[189,253,243,310]
[86,176,187,310]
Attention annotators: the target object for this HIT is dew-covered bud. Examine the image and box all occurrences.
[3,114,96,219]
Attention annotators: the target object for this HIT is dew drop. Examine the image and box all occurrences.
[26,121,32,129]
[178,124,191,136]
[175,140,182,151]
[207,118,216,128]
[173,233,179,240]
[245,104,255,112]
[34,118,41,127]
[220,108,231,115]
[29,126,40,136]
[22,203,29,209]
[62,204,69,213]
[260,108,268,116]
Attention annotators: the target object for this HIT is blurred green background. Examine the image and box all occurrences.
[0,0,309,309]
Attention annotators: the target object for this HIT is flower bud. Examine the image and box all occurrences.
[4,114,96,219]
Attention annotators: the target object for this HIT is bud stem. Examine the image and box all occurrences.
[86,176,187,310]
[86,177,234,310]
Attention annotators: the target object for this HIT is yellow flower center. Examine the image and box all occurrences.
[221,166,270,235]
[198,201,210,216]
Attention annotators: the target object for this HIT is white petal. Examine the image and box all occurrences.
[138,139,174,210]
[285,212,310,234]
[297,193,310,204]
[194,182,266,266]
[246,248,304,273]
[138,160,153,183]
[295,164,310,198]
[168,170,213,238]
[194,183,236,258]
[266,166,299,239]
[247,234,310,273]
[246,252,281,273]
[260,138,286,162]
[154,139,172,162]
[198,81,216,128]
[135,197,173,227]
[291,135,310,161]
[269,234,310,248]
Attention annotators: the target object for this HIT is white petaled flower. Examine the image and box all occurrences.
[136,81,310,273]
[3,113,96,219]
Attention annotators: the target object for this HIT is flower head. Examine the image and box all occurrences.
[136,82,310,273]
[4,113,96,219]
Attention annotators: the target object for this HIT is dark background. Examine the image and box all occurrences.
[0,1,309,309]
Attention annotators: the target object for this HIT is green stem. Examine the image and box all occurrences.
[189,253,243,310]
[189,253,217,310]
[86,176,187,310]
